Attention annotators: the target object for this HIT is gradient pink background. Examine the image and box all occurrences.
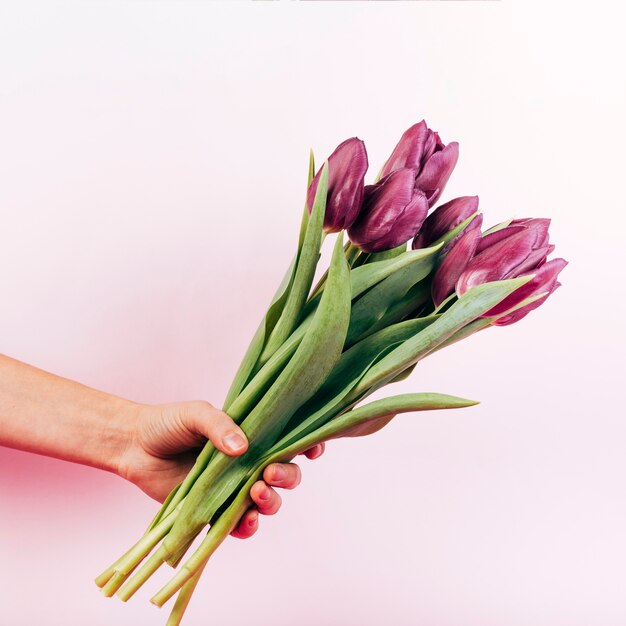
[1,2,625,625]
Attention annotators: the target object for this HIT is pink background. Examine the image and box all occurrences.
[1,2,625,625]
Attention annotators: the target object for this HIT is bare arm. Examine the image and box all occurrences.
[0,354,324,538]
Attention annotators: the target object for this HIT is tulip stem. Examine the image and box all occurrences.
[166,566,207,625]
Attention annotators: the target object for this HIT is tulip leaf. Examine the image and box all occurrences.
[345,249,439,346]
[222,255,297,410]
[298,148,316,250]
[260,162,328,363]
[350,276,533,398]
[388,362,417,384]
[366,243,407,263]
[482,217,514,237]
[302,244,441,322]
[306,315,439,413]
[266,393,478,463]
[363,281,431,339]
[165,234,351,551]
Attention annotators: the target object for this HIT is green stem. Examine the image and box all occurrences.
[166,566,206,625]
[96,500,184,583]
[151,497,246,607]
[117,544,170,602]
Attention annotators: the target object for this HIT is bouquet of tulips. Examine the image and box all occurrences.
[96,121,566,624]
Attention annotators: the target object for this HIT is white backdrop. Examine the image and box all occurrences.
[1,2,625,625]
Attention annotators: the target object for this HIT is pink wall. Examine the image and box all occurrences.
[1,2,625,625]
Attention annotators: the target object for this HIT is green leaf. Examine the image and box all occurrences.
[366,243,407,263]
[222,254,297,411]
[482,217,514,236]
[260,162,328,362]
[360,281,431,340]
[345,248,439,346]
[164,232,352,555]
[388,362,416,384]
[279,315,440,443]
[304,244,442,319]
[350,276,532,398]
[266,393,478,462]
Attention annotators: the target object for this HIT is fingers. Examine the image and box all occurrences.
[263,462,301,489]
[182,401,248,456]
[302,442,325,460]
[231,509,259,539]
[231,458,321,540]
[250,481,282,516]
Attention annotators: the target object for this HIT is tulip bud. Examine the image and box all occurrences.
[455,217,566,324]
[347,168,428,253]
[431,225,482,308]
[307,138,369,233]
[380,120,459,207]
[489,259,567,325]
[412,196,480,249]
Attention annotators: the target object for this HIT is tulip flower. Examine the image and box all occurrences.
[455,218,566,324]
[413,195,481,249]
[431,218,483,308]
[347,168,429,252]
[488,259,567,325]
[380,120,459,207]
[307,138,369,233]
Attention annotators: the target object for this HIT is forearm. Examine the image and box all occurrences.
[0,354,137,474]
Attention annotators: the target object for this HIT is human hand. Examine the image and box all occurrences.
[117,401,324,539]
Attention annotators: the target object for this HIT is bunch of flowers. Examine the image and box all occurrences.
[96,120,566,625]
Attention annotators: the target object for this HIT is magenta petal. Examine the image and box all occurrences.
[380,121,430,178]
[486,258,568,318]
[307,137,369,232]
[412,195,479,248]
[476,225,526,253]
[503,244,552,278]
[364,190,428,252]
[348,168,416,248]
[432,228,481,308]
[414,142,459,207]
[456,229,537,295]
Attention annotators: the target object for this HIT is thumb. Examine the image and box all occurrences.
[182,401,249,456]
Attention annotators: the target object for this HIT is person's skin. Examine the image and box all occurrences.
[0,354,324,539]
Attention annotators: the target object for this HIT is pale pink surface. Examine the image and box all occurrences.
[1,2,625,625]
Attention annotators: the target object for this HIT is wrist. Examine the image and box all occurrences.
[100,396,142,477]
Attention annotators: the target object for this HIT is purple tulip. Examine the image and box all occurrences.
[489,259,567,326]
[454,217,566,324]
[431,224,482,308]
[380,120,459,207]
[412,195,480,249]
[347,168,429,252]
[307,137,369,233]
[457,219,554,294]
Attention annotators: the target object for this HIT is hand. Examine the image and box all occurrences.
[117,400,324,539]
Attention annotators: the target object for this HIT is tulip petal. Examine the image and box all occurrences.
[486,258,568,319]
[348,168,416,249]
[432,227,482,308]
[414,141,459,206]
[365,189,429,252]
[307,137,369,233]
[380,121,431,178]
[413,195,479,248]
[456,229,537,295]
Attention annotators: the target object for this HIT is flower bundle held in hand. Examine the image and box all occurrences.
[96,120,566,625]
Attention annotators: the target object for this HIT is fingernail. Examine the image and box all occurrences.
[222,432,246,453]
[260,487,271,501]
[249,512,258,526]
[271,466,286,482]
